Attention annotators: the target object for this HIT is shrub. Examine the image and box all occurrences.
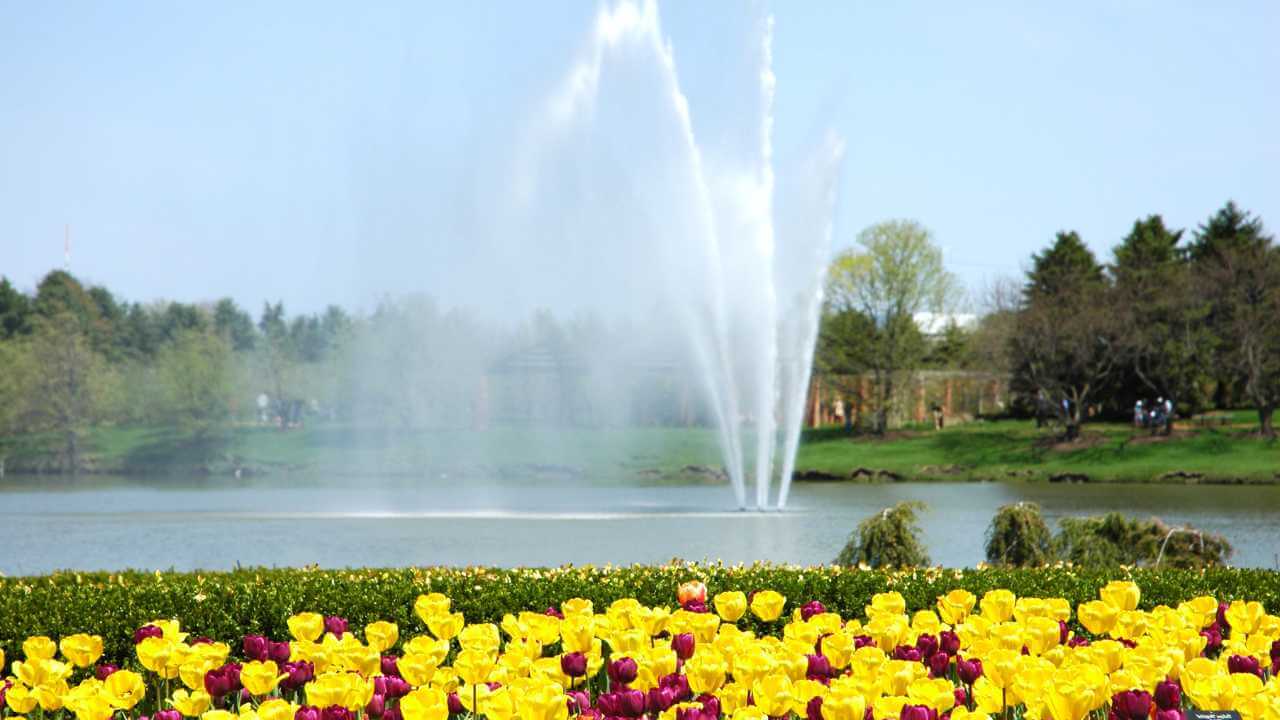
[833,501,930,567]
[2,564,1278,666]
[986,502,1054,567]
[1055,513,1233,568]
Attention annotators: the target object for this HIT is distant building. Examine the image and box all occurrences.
[912,312,978,339]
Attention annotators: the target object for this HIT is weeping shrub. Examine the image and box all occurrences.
[1054,513,1232,569]
[834,501,930,568]
[985,502,1054,567]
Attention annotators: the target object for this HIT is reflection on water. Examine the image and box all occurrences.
[1,476,1277,574]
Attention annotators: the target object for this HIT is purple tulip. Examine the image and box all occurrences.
[807,654,832,679]
[1156,711,1184,720]
[324,616,348,638]
[561,652,588,678]
[1217,602,1230,631]
[1059,621,1070,644]
[1228,654,1261,677]
[683,600,708,614]
[95,664,120,680]
[243,635,269,662]
[608,657,638,686]
[939,631,960,657]
[1201,625,1223,654]
[678,708,714,720]
[1270,639,1280,665]
[269,641,292,663]
[618,689,646,717]
[956,657,983,685]
[380,655,400,678]
[646,686,677,713]
[954,687,970,708]
[916,634,939,659]
[853,635,876,650]
[1154,681,1181,711]
[901,704,937,720]
[659,672,691,702]
[295,707,321,720]
[1111,690,1153,720]
[281,661,315,691]
[204,666,235,698]
[801,600,827,621]
[365,695,385,718]
[807,696,825,720]
[696,695,720,717]
[191,637,215,646]
[928,652,950,678]
[320,705,352,720]
[447,693,464,715]
[893,645,922,663]
[383,676,410,699]
[382,709,402,720]
[1069,635,1092,648]
[134,625,164,644]
[154,711,182,720]
[567,690,591,712]
[671,633,696,660]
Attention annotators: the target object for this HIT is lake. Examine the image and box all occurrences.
[1,476,1277,574]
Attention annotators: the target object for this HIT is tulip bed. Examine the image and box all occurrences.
[3,571,1280,720]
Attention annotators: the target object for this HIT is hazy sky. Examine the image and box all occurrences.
[2,1,1276,314]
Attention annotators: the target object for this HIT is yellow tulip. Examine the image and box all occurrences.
[1023,616,1061,655]
[364,621,399,652]
[1100,581,1141,612]
[287,613,324,643]
[520,683,569,720]
[730,707,769,720]
[909,677,958,713]
[1046,684,1092,720]
[1078,600,1119,636]
[67,694,112,720]
[413,593,451,624]
[400,687,449,720]
[258,699,296,720]
[560,616,594,653]
[1179,596,1220,629]
[241,661,288,696]
[6,684,39,714]
[979,590,1016,623]
[822,692,868,720]
[58,634,103,668]
[561,598,594,617]
[867,592,907,618]
[403,636,451,665]
[684,653,727,694]
[1225,600,1266,635]
[752,674,795,717]
[715,591,748,622]
[105,669,148,709]
[457,623,500,654]
[937,589,977,624]
[170,689,213,717]
[202,711,236,720]
[873,695,909,720]
[23,636,58,660]
[453,649,496,685]
[428,613,464,642]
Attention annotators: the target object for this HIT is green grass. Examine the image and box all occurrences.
[3,413,1278,484]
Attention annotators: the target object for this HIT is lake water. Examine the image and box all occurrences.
[2,477,1278,574]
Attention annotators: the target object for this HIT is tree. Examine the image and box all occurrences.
[1110,216,1212,424]
[985,502,1053,567]
[153,329,237,439]
[834,501,930,568]
[23,313,115,472]
[0,277,32,339]
[825,220,958,432]
[1011,231,1118,439]
[213,298,257,352]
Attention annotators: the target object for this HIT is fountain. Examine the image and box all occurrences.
[511,0,844,509]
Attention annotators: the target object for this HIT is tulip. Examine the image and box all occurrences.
[446,693,464,716]
[660,672,692,701]
[928,652,950,678]
[95,663,120,680]
[320,706,352,720]
[543,605,565,619]
[893,645,922,663]
[901,704,937,720]
[956,658,983,685]
[608,657,638,686]
[243,635,269,662]
[646,686,677,713]
[381,655,400,677]
[807,696,825,720]
[684,599,708,614]
[155,711,183,720]
[1156,711,1184,720]
[134,625,164,644]
[280,661,315,691]
[295,707,321,720]
[1271,638,1280,665]
[382,709,403,720]
[696,695,721,717]
[366,695,386,718]
[269,641,292,663]
[1217,602,1230,630]
[671,633,696,660]
[854,635,876,650]
[1154,681,1181,711]
[801,600,828,621]
[750,589,787,622]
[567,690,591,713]
[954,687,969,708]
[678,580,708,607]
[1111,690,1153,720]
[1200,625,1222,653]
[1227,654,1261,676]
[384,677,411,699]
[324,616,348,638]
[560,651,588,678]
[939,631,960,656]
[714,591,748,622]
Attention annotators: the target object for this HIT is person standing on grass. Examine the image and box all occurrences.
[1134,399,1144,428]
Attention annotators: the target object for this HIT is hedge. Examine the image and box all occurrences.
[2,563,1279,665]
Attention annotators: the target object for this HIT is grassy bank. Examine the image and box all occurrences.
[3,564,1278,665]
[2,412,1277,484]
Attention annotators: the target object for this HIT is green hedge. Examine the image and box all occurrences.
[2,564,1279,665]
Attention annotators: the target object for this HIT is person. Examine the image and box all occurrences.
[1134,399,1144,428]
[833,398,845,427]
[931,403,944,431]
[1164,397,1175,434]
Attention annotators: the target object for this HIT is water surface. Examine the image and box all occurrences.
[1,477,1276,574]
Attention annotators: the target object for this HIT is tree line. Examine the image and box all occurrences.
[815,201,1277,437]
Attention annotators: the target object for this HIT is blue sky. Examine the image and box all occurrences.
[2,1,1276,314]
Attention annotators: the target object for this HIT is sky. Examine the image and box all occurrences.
[1,1,1277,315]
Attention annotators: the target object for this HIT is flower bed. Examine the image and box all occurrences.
[3,573,1280,720]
